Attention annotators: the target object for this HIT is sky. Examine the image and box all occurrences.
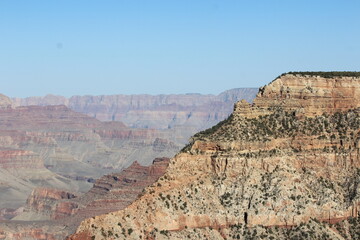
[1,0,360,98]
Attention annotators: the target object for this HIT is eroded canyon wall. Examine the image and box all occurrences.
[12,88,258,132]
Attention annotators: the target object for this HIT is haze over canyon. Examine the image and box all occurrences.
[0,88,257,239]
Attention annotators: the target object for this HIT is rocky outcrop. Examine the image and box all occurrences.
[70,72,360,239]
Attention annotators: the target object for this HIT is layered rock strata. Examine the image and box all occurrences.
[70,72,360,239]
[71,157,170,220]
[237,73,360,118]
[12,89,258,135]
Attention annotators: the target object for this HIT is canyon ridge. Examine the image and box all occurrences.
[70,72,360,240]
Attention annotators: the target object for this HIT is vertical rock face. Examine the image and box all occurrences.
[71,72,360,240]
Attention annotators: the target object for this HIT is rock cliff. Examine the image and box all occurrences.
[70,72,360,239]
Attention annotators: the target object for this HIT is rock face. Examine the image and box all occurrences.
[12,89,258,133]
[0,158,170,240]
[237,73,360,118]
[71,72,360,239]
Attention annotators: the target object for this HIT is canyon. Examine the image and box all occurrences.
[0,102,179,211]
[0,89,258,239]
[70,72,360,239]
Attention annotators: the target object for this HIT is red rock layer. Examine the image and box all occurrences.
[0,149,43,169]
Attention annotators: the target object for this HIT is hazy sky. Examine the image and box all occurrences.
[1,0,360,97]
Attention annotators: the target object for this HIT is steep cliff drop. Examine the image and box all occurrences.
[70,72,360,239]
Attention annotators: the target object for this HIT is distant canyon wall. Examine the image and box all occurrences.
[12,88,258,130]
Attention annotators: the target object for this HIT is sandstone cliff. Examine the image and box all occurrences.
[70,72,360,240]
